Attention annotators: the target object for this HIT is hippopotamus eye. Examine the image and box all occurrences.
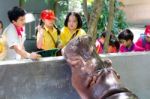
[77,37,81,43]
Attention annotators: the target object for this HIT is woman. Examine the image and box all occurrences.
[59,12,86,48]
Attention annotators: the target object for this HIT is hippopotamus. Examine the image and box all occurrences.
[62,35,138,99]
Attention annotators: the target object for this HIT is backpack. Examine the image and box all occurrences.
[141,34,146,48]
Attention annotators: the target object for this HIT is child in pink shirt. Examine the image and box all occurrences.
[135,25,150,51]
[118,29,144,52]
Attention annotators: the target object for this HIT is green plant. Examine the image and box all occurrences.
[55,0,68,29]
[81,0,128,38]
[98,0,128,37]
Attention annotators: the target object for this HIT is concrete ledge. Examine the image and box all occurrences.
[101,52,150,99]
[0,57,79,99]
[0,52,150,99]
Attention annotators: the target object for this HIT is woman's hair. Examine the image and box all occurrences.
[7,6,26,22]
[118,29,134,41]
[64,12,82,29]
[101,31,107,38]
[109,36,120,51]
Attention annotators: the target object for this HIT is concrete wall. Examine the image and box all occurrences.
[123,0,150,26]
[0,57,79,99]
[102,52,150,99]
[0,52,150,99]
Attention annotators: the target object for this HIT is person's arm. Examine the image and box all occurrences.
[119,44,125,53]
[12,45,40,59]
[36,26,44,49]
[135,37,144,48]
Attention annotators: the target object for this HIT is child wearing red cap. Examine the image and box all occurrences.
[135,25,150,51]
[36,9,59,50]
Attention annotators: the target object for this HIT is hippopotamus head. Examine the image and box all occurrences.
[62,35,110,74]
[62,35,138,99]
[62,35,112,97]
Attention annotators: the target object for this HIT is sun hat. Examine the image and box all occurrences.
[40,10,56,20]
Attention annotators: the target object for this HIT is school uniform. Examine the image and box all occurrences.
[3,23,26,60]
[119,43,144,52]
[96,39,103,54]
[37,26,58,50]
[60,27,86,48]
[135,37,150,51]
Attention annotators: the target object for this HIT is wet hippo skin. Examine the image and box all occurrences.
[62,35,138,99]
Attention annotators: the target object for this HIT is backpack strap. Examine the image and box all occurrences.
[141,34,146,48]
[43,27,57,47]
[70,30,79,40]
[53,25,60,35]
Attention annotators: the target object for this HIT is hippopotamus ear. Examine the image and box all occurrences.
[79,35,92,45]
[102,59,112,67]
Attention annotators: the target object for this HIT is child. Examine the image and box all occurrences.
[59,12,86,48]
[2,6,40,60]
[96,31,119,53]
[118,29,143,52]
[108,36,120,53]
[135,25,150,51]
[96,31,106,53]
[36,9,59,50]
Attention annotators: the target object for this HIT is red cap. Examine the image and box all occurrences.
[145,25,150,37]
[40,10,56,20]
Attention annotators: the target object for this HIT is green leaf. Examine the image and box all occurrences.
[44,0,49,4]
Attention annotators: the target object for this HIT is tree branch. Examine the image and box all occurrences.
[103,0,115,53]
[82,0,89,24]
[87,0,103,44]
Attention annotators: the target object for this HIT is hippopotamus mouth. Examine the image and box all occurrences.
[62,35,138,99]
